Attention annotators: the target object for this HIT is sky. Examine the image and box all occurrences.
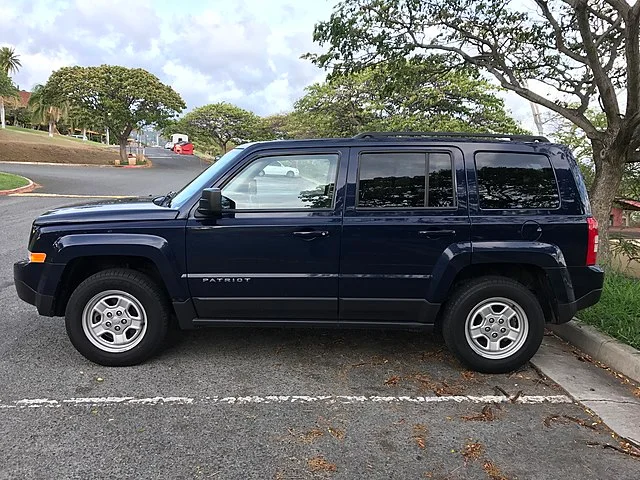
[0,0,535,129]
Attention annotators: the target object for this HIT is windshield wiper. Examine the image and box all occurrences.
[155,191,177,207]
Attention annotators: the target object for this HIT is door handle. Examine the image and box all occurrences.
[293,230,330,239]
[418,229,456,238]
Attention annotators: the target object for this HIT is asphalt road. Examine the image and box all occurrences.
[1,151,638,479]
[0,147,209,196]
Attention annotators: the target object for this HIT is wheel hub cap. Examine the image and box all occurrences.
[82,290,147,353]
[464,297,529,360]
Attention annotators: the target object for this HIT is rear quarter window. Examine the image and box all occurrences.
[475,152,560,210]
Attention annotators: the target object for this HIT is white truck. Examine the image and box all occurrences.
[171,133,188,145]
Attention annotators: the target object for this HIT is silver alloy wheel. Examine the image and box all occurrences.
[464,297,529,360]
[81,290,148,353]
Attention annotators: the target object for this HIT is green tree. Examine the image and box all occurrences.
[309,0,640,257]
[45,65,185,162]
[262,113,295,140]
[290,59,523,138]
[0,46,21,129]
[67,105,101,140]
[28,84,68,137]
[0,71,18,100]
[183,102,266,153]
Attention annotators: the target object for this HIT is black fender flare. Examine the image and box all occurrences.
[51,233,188,300]
[427,241,574,305]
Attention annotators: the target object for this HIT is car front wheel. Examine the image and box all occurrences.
[65,268,170,366]
[441,276,545,373]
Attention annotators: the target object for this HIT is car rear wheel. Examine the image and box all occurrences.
[441,276,545,373]
[286,170,295,177]
[65,268,170,366]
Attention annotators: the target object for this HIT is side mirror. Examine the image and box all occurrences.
[198,188,222,216]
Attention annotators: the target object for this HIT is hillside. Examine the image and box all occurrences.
[0,127,119,165]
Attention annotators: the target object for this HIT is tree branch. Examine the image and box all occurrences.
[404,41,598,137]
[603,0,630,16]
[624,8,640,117]
[574,0,621,127]
[534,0,588,64]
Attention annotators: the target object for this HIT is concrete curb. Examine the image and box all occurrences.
[0,158,153,169]
[549,320,640,383]
[0,175,37,196]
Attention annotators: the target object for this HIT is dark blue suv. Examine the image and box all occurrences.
[14,132,604,372]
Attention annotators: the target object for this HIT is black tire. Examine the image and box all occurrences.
[65,268,170,366]
[441,276,545,374]
[286,170,295,177]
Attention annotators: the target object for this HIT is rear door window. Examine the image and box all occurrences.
[475,152,560,209]
[357,152,455,208]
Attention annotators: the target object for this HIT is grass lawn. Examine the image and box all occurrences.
[578,270,640,350]
[0,172,29,190]
[4,126,109,148]
[0,126,118,165]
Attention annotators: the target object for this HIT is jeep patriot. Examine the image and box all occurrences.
[14,132,604,372]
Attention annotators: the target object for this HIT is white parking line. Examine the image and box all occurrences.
[0,394,573,409]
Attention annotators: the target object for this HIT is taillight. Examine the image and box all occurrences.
[586,217,599,266]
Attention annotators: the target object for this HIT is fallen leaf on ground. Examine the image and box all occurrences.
[462,405,496,422]
[434,382,464,396]
[482,460,510,480]
[384,376,400,386]
[308,456,337,473]
[461,370,475,380]
[462,441,484,461]
[412,424,427,449]
[328,427,345,440]
[300,428,325,444]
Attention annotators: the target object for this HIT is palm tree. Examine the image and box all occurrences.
[29,84,68,137]
[0,46,22,129]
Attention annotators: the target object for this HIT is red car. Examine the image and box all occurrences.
[173,141,194,155]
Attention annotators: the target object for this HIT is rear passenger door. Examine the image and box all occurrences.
[468,149,584,267]
[339,147,470,324]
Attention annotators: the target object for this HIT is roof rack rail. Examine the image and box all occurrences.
[353,131,550,142]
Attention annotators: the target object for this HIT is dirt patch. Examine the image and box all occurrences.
[0,130,118,165]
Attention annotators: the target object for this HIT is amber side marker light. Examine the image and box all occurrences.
[29,252,47,263]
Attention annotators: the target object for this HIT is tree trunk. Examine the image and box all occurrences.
[0,97,5,129]
[48,120,54,137]
[82,127,87,140]
[589,143,626,263]
[119,137,129,163]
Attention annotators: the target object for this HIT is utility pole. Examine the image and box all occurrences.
[523,80,545,136]
[529,101,544,136]
[106,127,110,145]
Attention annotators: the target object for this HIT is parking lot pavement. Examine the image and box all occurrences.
[1,197,639,478]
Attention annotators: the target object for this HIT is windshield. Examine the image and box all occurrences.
[169,148,244,208]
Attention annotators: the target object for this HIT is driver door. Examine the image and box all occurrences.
[185,148,347,322]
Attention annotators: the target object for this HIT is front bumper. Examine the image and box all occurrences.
[14,260,56,316]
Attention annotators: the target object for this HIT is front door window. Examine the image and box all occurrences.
[222,154,339,210]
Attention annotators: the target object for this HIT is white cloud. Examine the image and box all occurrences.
[2,0,332,116]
